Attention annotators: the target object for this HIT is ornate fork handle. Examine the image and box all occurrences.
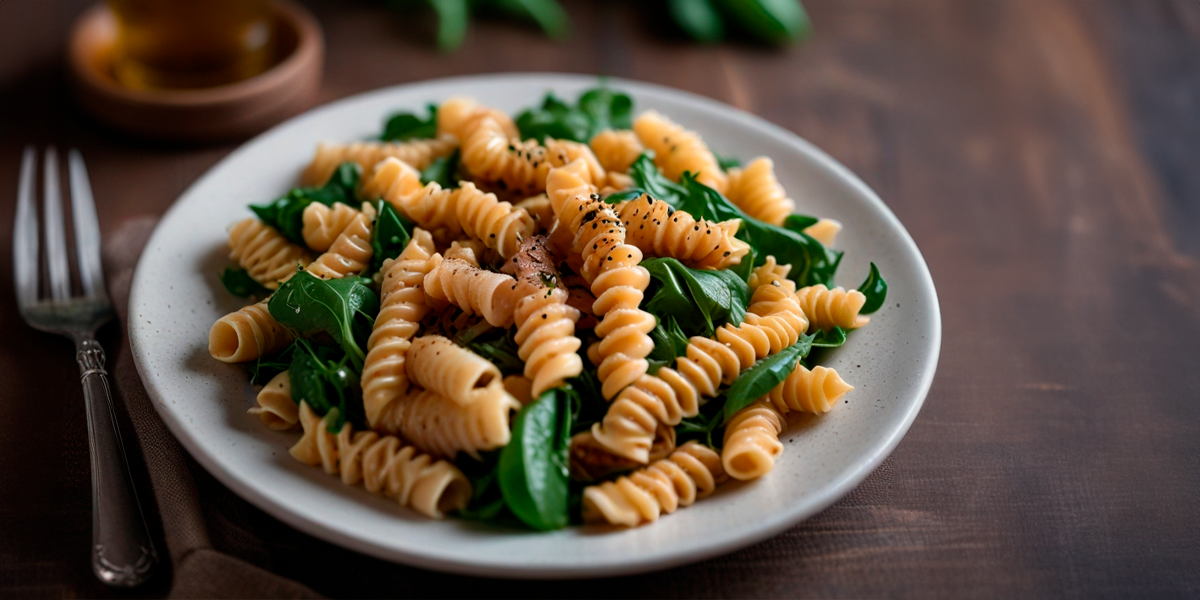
[76,337,159,587]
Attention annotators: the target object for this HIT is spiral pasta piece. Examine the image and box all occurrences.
[632,111,727,193]
[724,157,796,226]
[614,193,748,269]
[590,281,807,462]
[228,218,312,289]
[581,442,725,527]
[589,129,644,174]
[423,258,519,328]
[546,162,655,400]
[209,300,294,363]
[377,385,521,459]
[795,284,869,331]
[803,218,842,247]
[306,202,375,279]
[406,335,502,405]
[436,96,519,140]
[503,375,534,404]
[302,202,361,252]
[722,364,854,480]
[300,136,458,186]
[289,402,471,518]
[249,370,298,431]
[360,157,535,258]
[362,230,442,429]
[515,194,554,233]
[514,286,583,396]
[460,112,606,196]
[746,256,795,291]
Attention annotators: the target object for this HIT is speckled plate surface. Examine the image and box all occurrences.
[128,73,941,579]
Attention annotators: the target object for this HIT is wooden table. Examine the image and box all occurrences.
[2,0,1199,596]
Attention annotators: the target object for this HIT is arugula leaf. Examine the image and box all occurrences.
[647,315,690,374]
[515,86,634,143]
[369,200,415,275]
[811,326,847,348]
[288,340,364,433]
[721,333,814,424]
[857,262,888,314]
[715,152,741,171]
[642,257,750,338]
[419,149,462,189]
[381,104,438,141]
[498,388,571,531]
[219,267,271,299]
[267,271,379,369]
[250,162,361,245]
[246,342,296,386]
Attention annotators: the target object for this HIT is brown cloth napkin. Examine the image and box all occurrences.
[101,216,902,599]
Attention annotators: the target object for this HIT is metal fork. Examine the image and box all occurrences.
[14,147,159,587]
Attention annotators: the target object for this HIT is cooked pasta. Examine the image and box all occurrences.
[406,335,502,405]
[228,217,312,289]
[306,202,375,279]
[360,157,535,258]
[614,193,749,270]
[795,284,869,331]
[724,157,795,226]
[302,201,362,252]
[290,402,471,518]
[211,85,889,531]
[362,230,441,429]
[209,300,294,363]
[633,111,727,193]
[249,370,298,431]
[581,442,725,527]
[301,136,458,186]
[589,129,644,174]
[377,384,521,459]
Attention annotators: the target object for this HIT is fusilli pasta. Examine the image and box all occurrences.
[458,108,606,196]
[795,284,869,331]
[306,202,375,279]
[614,193,748,270]
[249,370,298,431]
[724,157,795,226]
[302,201,362,252]
[589,129,644,174]
[803,218,842,247]
[632,111,727,193]
[406,335,502,405]
[378,384,521,459]
[228,217,312,289]
[581,442,725,527]
[209,300,294,363]
[301,136,458,186]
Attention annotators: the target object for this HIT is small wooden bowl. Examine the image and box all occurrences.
[68,0,324,143]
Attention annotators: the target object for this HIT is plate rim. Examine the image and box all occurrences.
[128,72,942,579]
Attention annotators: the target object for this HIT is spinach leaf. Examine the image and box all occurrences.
[491,0,570,40]
[381,104,438,141]
[730,245,758,283]
[288,340,364,433]
[455,450,511,522]
[811,326,846,348]
[456,323,524,377]
[721,333,814,424]
[857,262,888,314]
[498,388,571,531]
[782,213,819,232]
[715,152,741,171]
[219,267,271,299]
[713,0,812,45]
[268,271,379,369]
[642,257,749,338]
[429,0,469,51]
[676,410,724,448]
[623,153,690,203]
[250,162,362,245]
[246,342,296,386]
[419,149,462,188]
[647,315,690,374]
[369,200,415,275]
[566,371,607,434]
[669,0,725,43]
[515,86,634,143]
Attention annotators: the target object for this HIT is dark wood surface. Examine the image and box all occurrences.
[2,0,1200,597]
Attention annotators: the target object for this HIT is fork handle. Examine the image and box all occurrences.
[76,337,159,587]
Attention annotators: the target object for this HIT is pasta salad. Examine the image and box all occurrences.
[207,85,888,530]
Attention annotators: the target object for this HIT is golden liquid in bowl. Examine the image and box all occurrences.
[108,0,274,90]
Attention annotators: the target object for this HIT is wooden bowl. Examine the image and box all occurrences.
[68,0,324,143]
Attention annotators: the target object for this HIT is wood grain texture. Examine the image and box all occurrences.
[1,0,1199,597]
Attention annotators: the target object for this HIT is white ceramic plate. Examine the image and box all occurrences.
[129,73,940,579]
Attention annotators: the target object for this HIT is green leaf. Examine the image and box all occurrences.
[288,340,363,433]
[505,0,570,38]
[268,271,379,369]
[219,267,271,299]
[857,262,888,314]
[455,322,525,377]
[721,333,814,424]
[369,200,416,275]
[811,326,846,348]
[245,342,296,386]
[578,87,634,134]
[419,149,462,189]
[515,86,635,143]
[498,389,571,531]
[430,0,470,51]
[669,0,725,43]
[647,315,690,374]
[250,162,362,245]
[625,153,690,203]
[566,371,607,434]
[782,213,819,232]
[715,152,741,171]
[714,0,811,45]
[730,245,758,284]
[381,104,438,141]
[642,257,750,338]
